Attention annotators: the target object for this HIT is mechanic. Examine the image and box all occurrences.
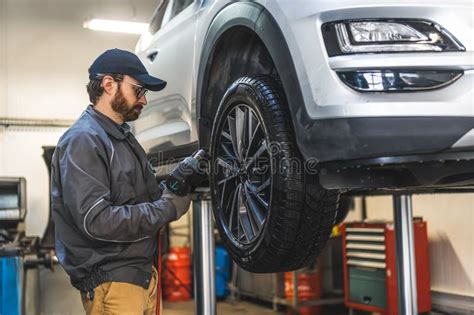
[51,48,193,314]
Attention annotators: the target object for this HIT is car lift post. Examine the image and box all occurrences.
[192,188,216,315]
[191,189,418,315]
[393,194,418,315]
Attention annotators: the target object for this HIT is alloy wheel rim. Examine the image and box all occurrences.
[214,104,272,245]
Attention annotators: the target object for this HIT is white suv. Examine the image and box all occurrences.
[134,0,474,272]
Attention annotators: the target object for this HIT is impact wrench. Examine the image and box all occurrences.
[164,149,207,195]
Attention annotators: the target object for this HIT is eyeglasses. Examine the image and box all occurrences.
[94,74,149,99]
[120,80,149,99]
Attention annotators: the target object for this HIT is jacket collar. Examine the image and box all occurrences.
[86,105,130,140]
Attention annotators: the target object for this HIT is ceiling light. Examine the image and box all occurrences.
[83,19,149,35]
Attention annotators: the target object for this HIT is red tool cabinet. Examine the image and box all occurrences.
[341,220,431,314]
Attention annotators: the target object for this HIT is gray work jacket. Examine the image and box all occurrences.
[51,105,177,292]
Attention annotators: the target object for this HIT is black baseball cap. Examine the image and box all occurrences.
[88,48,167,91]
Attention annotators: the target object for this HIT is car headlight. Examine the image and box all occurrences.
[322,19,465,56]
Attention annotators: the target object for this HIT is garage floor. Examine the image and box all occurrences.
[164,300,451,315]
[164,300,278,315]
[163,300,392,315]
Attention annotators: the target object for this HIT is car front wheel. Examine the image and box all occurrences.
[209,76,339,272]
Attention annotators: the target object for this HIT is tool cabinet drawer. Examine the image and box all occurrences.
[348,267,387,309]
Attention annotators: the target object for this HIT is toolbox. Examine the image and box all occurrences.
[341,220,431,314]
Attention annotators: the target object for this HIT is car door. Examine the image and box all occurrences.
[134,0,200,155]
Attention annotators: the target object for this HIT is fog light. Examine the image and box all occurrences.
[338,70,463,92]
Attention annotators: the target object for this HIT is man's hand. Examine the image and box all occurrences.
[164,149,208,196]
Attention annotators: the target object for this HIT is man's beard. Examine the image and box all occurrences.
[111,89,143,122]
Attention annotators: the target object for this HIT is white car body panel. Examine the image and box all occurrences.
[135,0,474,157]
[134,1,202,152]
[262,0,474,119]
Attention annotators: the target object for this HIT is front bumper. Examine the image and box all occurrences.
[299,116,474,163]
[304,116,474,191]
[319,151,474,191]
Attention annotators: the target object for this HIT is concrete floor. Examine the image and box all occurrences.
[40,266,84,315]
[164,300,279,315]
[164,300,362,315]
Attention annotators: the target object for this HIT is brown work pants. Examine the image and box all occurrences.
[80,267,161,315]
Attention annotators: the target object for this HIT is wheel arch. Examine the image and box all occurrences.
[196,2,308,152]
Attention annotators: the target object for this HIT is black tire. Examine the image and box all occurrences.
[334,195,353,225]
[209,76,339,273]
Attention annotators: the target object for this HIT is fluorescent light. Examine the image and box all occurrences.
[83,19,149,35]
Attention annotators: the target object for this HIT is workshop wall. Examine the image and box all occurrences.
[169,209,193,248]
[0,127,4,174]
[1,1,159,313]
[0,0,157,236]
[0,1,6,119]
[0,126,67,237]
[0,0,156,120]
